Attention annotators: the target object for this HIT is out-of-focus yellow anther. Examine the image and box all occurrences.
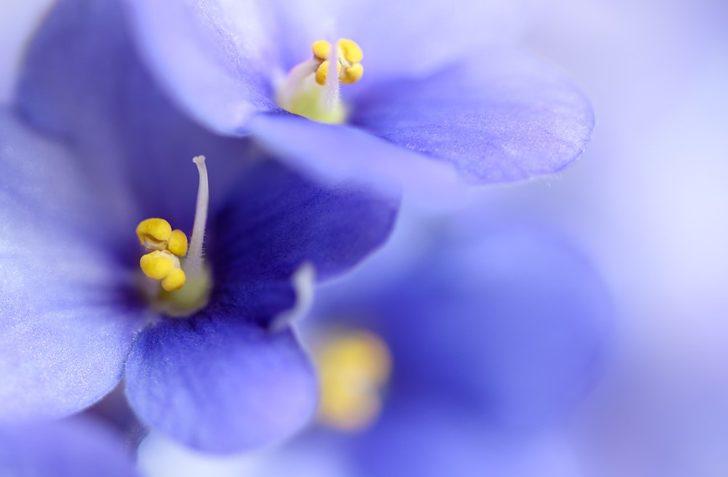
[139,250,177,281]
[316,330,392,432]
[136,218,172,250]
[167,229,188,257]
[161,268,187,292]
[338,39,363,64]
[341,64,364,85]
[312,40,331,61]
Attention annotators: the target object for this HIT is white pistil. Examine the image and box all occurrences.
[185,155,209,279]
[276,59,319,107]
[322,42,341,113]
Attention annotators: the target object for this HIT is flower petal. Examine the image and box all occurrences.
[0,417,138,477]
[248,113,460,200]
[0,112,140,421]
[124,310,317,454]
[351,50,595,184]
[351,399,491,477]
[383,226,612,429]
[208,159,399,322]
[122,0,279,134]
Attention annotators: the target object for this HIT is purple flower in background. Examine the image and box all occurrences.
[17,0,594,199]
[300,220,613,476]
[0,417,137,477]
[0,99,394,452]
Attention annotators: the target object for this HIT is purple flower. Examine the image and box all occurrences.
[301,220,613,475]
[17,0,594,200]
[0,417,137,477]
[0,88,395,454]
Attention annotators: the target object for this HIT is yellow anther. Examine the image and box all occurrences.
[337,39,363,64]
[161,268,187,292]
[136,218,172,250]
[139,250,178,281]
[167,229,188,257]
[316,330,392,431]
[341,64,364,85]
[315,60,342,86]
[311,40,331,61]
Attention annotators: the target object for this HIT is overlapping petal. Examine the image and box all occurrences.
[122,0,279,134]
[351,51,595,184]
[0,112,141,421]
[208,159,399,322]
[125,309,317,454]
[248,113,460,198]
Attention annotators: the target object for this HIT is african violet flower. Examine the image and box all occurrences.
[305,223,611,476]
[0,417,137,477]
[0,98,395,454]
[308,220,613,436]
[17,0,593,200]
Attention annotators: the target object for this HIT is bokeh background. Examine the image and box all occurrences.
[2,0,727,475]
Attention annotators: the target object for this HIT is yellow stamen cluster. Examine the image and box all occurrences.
[316,330,391,432]
[136,218,189,292]
[312,38,364,86]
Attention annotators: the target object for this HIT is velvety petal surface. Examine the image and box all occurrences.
[0,417,138,477]
[351,50,595,184]
[248,114,460,199]
[0,112,140,421]
[122,0,279,134]
[208,159,399,323]
[125,308,317,454]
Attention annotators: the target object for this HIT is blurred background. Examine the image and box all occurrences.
[2,0,728,475]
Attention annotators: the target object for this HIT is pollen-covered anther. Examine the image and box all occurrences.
[313,38,364,86]
[136,218,190,292]
[136,218,172,250]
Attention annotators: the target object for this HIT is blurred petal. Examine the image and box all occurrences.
[381,225,612,428]
[0,0,52,103]
[0,417,138,477]
[352,50,595,184]
[125,311,317,454]
[354,398,581,477]
[248,113,460,199]
[122,0,278,134]
[0,112,140,421]
[208,159,398,321]
[352,399,490,477]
